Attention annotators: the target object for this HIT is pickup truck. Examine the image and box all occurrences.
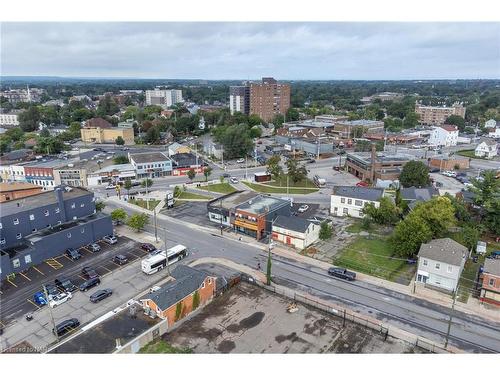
[328,267,356,281]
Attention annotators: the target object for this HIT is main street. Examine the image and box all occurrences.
[106,199,500,353]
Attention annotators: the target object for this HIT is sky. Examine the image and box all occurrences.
[1,22,499,80]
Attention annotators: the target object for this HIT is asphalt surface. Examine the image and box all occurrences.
[100,199,500,353]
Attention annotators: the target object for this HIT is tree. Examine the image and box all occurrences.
[215,124,253,159]
[266,155,282,180]
[403,111,420,129]
[445,115,466,131]
[111,208,127,223]
[363,197,400,225]
[186,169,196,181]
[354,140,383,152]
[69,122,81,137]
[203,166,212,182]
[471,170,499,207]
[96,94,119,117]
[124,179,133,197]
[390,213,432,257]
[144,126,161,144]
[461,224,481,251]
[127,213,149,232]
[192,290,200,310]
[115,136,125,146]
[286,107,300,122]
[399,160,430,188]
[35,136,65,154]
[249,126,262,139]
[411,196,456,238]
[95,201,105,212]
[113,155,129,164]
[286,158,308,183]
[141,179,153,188]
[18,106,41,132]
[319,221,332,240]
[39,128,50,138]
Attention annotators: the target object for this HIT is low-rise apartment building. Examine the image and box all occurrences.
[415,102,466,126]
[480,258,500,306]
[0,111,21,127]
[330,186,384,218]
[429,125,459,147]
[271,215,320,250]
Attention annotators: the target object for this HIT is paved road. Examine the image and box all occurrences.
[103,199,500,353]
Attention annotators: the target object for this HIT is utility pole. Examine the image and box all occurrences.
[220,198,223,235]
[44,285,59,342]
[145,178,150,210]
[444,291,457,348]
[245,155,248,180]
[164,227,170,277]
[153,207,158,243]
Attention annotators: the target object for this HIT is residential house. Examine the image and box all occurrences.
[416,238,468,292]
[129,152,173,179]
[0,182,43,202]
[272,215,320,250]
[400,187,440,209]
[475,141,498,159]
[486,127,500,139]
[140,265,216,326]
[428,125,459,147]
[484,119,498,128]
[203,141,224,160]
[480,258,500,306]
[330,186,384,218]
[167,142,191,157]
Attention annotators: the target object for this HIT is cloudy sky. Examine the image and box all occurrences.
[1,22,499,80]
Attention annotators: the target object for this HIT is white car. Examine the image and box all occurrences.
[297,205,309,213]
[229,177,239,184]
[49,292,72,308]
[442,171,456,178]
[105,185,116,190]
[236,158,245,163]
[103,235,118,245]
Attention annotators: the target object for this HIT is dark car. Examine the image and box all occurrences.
[79,277,101,292]
[53,318,80,336]
[141,243,156,253]
[428,168,440,173]
[43,283,59,297]
[307,159,316,164]
[222,173,230,178]
[90,289,113,303]
[55,277,77,293]
[82,266,99,279]
[328,267,356,281]
[113,254,129,265]
[66,248,82,260]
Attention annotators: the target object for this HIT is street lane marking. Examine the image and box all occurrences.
[19,272,31,281]
[32,266,45,275]
[7,279,18,287]
[27,299,41,309]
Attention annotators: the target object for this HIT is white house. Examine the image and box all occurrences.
[484,119,498,129]
[330,186,384,218]
[486,127,500,139]
[272,215,320,250]
[475,141,498,159]
[416,238,468,292]
[428,125,459,147]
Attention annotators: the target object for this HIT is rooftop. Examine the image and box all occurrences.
[332,186,384,201]
[484,258,500,277]
[236,195,290,215]
[171,152,198,167]
[337,120,384,126]
[0,182,42,193]
[208,190,258,211]
[90,163,135,174]
[0,186,92,217]
[273,215,313,233]
[418,238,468,266]
[439,125,459,132]
[401,187,439,202]
[347,151,415,165]
[84,117,112,129]
[130,152,170,164]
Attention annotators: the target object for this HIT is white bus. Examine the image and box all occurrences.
[141,244,188,275]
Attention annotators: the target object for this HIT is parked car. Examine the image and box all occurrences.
[113,254,129,265]
[82,266,99,279]
[222,173,230,178]
[492,251,500,259]
[428,168,440,173]
[356,181,369,187]
[105,184,116,190]
[333,166,341,171]
[297,204,309,213]
[89,289,113,303]
[43,283,59,297]
[33,291,48,306]
[236,158,245,163]
[442,170,457,177]
[49,292,72,308]
[141,243,156,252]
[88,243,101,253]
[53,318,80,337]
[103,235,118,245]
[229,177,239,184]
[79,277,101,292]
[55,277,77,293]
[327,267,356,281]
[66,248,82,260]
[307,159,316,164]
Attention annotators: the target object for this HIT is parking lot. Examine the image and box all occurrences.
[0,236,151,330]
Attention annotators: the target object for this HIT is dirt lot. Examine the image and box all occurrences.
[162,283,423,353]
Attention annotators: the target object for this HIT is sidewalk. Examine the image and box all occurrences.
[107,197,500,322]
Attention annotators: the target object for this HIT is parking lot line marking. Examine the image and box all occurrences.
[32,266,45,275]
[0,321,5,328]
[64,254,74,262]
[26,299,41,309]
[46,258,63,270]
[127,253,139,260]
[19,272,31,281]
[101,265,112,273]
[79,275,87,281]
[82,247,93,254]
[7,279,18,288]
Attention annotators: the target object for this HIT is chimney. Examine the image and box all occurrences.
[370,143,377,183]
[55,187,67,222]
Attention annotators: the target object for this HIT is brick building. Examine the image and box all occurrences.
[0,182,43,202]
[428,155,470,170]
[480,258,500,306]
[249,77,290,123]
[415,102,466,126]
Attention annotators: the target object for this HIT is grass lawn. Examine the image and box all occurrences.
[129,199,160,210]
[198,183,236,194]
[265,176,317,189]
[334,236,415,283]
[456,259,481,303]
[456,149,481,159]
[241,181,318,194]
[176,191,210,200]
[139,339,192,354]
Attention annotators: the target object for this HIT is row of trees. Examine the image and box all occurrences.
[266,156,308,184]
[110,208,149,232]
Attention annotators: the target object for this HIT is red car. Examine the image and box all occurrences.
[356,181,369,187]
[141,243,156,253]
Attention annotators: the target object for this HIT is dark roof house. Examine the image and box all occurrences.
[273,215,313,233]
[332,186,384,201]
[401,187,439,202]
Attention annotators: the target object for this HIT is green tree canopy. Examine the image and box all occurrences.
[445,115,466,131]
[390,213,433,257]
[18,106,41,132]
[186,169,196,181]
[266,155,282,179]
[113,155,129,164]
[399,160,430,188]
[127,213,149,232]
[363,196,401,225]
[111,208,128,223]
[319,221,333,240]
[115,136,125,145]
[286,158,308,183]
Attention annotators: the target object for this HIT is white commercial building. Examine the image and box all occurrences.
[272,215,320,250]
[330,186,384,218]
[145,89,183,107]
[428,125,459,147]
[0,112,20,127]
[475,141,498,159]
